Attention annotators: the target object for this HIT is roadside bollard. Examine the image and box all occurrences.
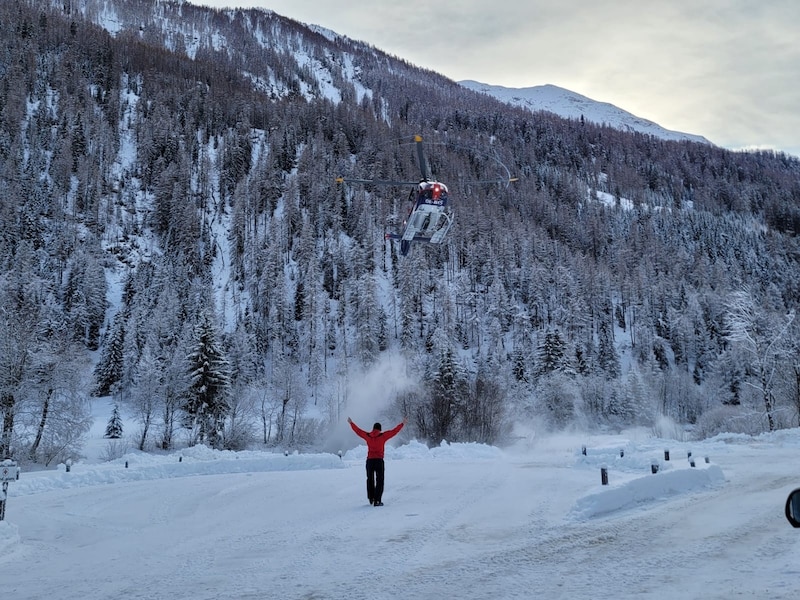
[651,461,659,474]
[664,449,670,461]
[65,459,72,473]
[581,445,587,456]
[601,466,609,485]
[689,457,696,468]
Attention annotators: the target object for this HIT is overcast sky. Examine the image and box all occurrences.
[197,1,799,158]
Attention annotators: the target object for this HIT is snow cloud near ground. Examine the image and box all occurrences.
[324,351,416,453]
[347,354,416,429]
[347,351,415,419]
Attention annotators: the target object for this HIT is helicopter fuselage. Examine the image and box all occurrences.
[339,135,510,256]
[386,181,453,254]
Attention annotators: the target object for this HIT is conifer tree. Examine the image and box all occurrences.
[534,329,573,379]
[421,332,469,442]
[104,405,124,439]
[183,312,231,448]
[352,272,381,366]
[597,319,621,380]
[92,312,125,397]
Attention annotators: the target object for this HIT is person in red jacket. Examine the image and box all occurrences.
[348,416,406,506]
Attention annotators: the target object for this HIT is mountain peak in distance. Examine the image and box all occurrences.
[459,80,711,145]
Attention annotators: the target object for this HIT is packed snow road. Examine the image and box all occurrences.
[2,434,800,600]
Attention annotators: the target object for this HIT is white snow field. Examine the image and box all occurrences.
[2,424,800,600]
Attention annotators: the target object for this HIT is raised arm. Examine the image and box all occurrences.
[382,418,406,441]
[348,417,368,441]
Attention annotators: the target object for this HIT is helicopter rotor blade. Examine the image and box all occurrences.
[337,135,520,190]
[414,135,430,181]
[456,176,519,187]
[336,176,418,186]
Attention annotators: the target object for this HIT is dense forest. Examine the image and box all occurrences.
[1,0,800,465]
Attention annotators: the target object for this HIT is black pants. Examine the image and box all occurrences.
[365,458,385,503]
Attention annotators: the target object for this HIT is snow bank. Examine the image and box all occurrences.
[9,446,346,497]
[0,521,20,554]
[565,436,730,519]
[570,464,726,520]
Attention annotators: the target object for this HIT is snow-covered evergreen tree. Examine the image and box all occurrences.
[183,312,232,448]
[92,312,125,397]
[533,329,573,380]
[597,319,621,380]
[535,373,578,428]
[105,405,124,439]
[351,272,381,367]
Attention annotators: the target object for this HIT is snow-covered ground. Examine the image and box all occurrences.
[2,404,800,600]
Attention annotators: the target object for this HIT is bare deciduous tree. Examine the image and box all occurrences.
[726,289,795,431]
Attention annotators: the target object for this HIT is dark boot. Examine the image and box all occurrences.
[366,475,375,505]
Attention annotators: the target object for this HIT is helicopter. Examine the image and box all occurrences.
[336,135,516,256]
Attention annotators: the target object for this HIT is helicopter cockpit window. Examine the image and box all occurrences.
[418,185,448,206]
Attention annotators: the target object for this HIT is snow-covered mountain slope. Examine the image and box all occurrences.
[65,0,709,147]
[460,80,711,145]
